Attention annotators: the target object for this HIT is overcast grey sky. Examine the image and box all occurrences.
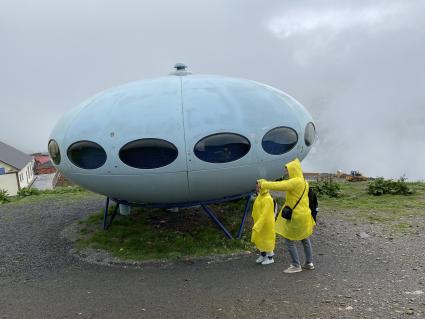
[1,0,424,179]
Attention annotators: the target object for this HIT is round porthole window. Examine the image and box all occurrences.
[304,122,316,146]
[194,133,251,163]
[67,141,107,169]
[262,127,298,155]
[119,139,178,169]
[48,139,61,165]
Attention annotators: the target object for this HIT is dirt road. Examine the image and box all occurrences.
[0,194,424,318]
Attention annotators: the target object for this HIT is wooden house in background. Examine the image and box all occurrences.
[0,141,35,195]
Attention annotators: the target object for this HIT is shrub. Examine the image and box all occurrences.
[367,177,389,196]
[0,189,10,203]
[367,176,414,196]
[18,187,41,197]
[310,179,342,198]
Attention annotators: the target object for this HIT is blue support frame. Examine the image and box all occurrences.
[237,195,253,239]
[102,197,109,230]
[103,198,119,230]
[201,205,233,239]
[102,192,254,239]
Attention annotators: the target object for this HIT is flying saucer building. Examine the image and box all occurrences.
[48,64,315,205]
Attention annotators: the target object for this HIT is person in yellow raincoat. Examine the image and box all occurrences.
[258,158,315,273]
[251,181,276,265]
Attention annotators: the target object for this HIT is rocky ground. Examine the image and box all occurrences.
[0,193,424,318]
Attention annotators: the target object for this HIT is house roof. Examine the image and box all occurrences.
[34,154,51,165]
[36,160,54,169]
[0,141,33,170]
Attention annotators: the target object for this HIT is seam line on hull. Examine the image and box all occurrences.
[179,77,191,198]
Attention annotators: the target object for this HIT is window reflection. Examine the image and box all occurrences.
[262,127,298,155]
[48,139,61,165]
[67,141,107,169]
[304,122,316,146]
[119,139,178,169]
[194,133,251,163]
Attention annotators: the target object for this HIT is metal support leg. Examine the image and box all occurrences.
[103,198,119,230]
[107,204,119,230]
[103,197,110,230]
[237,195,252,239]
[201,205,233,239]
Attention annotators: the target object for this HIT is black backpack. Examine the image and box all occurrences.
[273,199,278,218]
[308,187,318,222]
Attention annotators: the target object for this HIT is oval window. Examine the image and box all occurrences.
[304,122,316,146]
[262,127,298,155]
[119,139,178,169]
[48,139,61,165]
[67,141,107,169]
[194,133,251,163]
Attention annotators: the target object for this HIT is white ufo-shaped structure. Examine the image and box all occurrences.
[48,64,316,205]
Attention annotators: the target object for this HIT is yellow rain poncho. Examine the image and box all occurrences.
[259,159,315,241]
[251,184,275,252]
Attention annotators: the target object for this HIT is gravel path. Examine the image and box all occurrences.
[0,194,424,318]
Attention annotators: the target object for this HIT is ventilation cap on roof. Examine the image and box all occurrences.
[169,63,191,76]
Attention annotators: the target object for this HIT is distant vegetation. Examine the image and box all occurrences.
[0,189,10,204]
[308,176,415,198]
[0,177,419,206]
[18,186,87,197]
[367,176,414,196]
[17,187,41,197]
[309,179,342,198]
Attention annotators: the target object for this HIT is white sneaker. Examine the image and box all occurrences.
[302,262,315,270]
[256,255,266,264]
[284,265,302,273]
[261,257,274,265]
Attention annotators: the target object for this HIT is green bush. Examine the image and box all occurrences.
[18,187,41,197]
[367,176,414,196]
[0,189,10,203]
[310,179,342,198]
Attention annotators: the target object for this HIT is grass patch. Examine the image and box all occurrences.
[390,222,412,234]
[76,199,253,261]
[318,181,425,230]
[1,186,95,205]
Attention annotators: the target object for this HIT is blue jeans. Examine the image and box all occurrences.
[284,237,313,267]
